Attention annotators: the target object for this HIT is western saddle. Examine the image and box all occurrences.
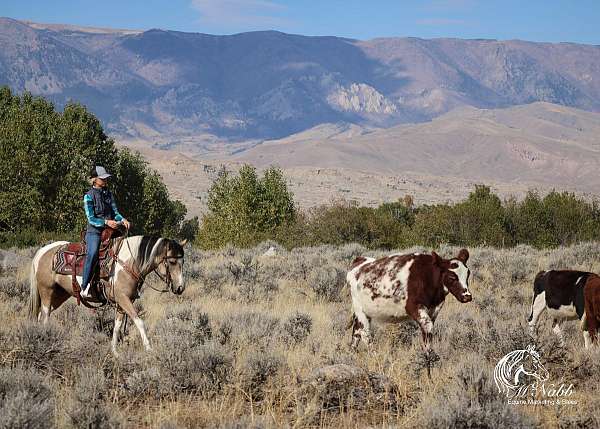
[52,227,123,305]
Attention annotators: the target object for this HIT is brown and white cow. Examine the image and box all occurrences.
[533,270,600,348]
[347,249,472,349]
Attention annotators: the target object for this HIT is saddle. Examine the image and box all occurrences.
[52,227,122,304]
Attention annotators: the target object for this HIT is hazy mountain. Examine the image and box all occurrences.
[1,17,600,145]
[231,102,600,196]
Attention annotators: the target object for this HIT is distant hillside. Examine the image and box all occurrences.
[231,102,600,196]
[1,17,600,145]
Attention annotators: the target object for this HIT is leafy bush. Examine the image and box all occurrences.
[197,165,296,249]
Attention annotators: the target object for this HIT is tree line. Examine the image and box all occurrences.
[198,167,600,250]
[0,87,194,247]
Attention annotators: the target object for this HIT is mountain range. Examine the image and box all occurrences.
[1,17,600,146]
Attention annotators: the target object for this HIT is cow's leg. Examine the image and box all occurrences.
[111,310,126,356]
[552,319,565,344]
[528,292,546,335]
[581,314,592,349]
[115,295,151,351]
[351,309,371,349]
[409,305,433,349]
[589,318,598,348]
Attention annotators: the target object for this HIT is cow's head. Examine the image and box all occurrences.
[432,249,472,303]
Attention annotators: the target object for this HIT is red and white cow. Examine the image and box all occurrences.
[347,249,472,349]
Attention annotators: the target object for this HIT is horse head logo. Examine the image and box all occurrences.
[493,345,549,397]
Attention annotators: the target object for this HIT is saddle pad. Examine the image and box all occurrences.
[52,244,114,279]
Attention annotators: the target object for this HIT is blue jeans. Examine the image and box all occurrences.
[81,232,101,290]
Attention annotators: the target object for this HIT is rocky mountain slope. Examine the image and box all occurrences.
[1,17,600,145]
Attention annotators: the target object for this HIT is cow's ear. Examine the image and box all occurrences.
[431,251,441,266]
[457,248,469,263]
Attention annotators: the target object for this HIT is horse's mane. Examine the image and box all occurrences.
[119,235,184,276]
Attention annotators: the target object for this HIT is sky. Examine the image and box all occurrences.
[2,0,599,44]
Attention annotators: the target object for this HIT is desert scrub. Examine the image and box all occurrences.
[67,366,122,428]
[0,275,28,300]
[418,353,538,428]
[281,312,312,345]
[159,305,212,344]
[223,311,280,351]
[131,340,232,399]
[8,320,71,374]
[307,265,346,302]
[236,351,284,400]
[0,366,55,429]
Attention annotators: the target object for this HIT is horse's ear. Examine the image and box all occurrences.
[180,238,189,247]
[431,251,442,266]
[457,248,469,263]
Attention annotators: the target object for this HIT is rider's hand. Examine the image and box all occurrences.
[122,219,131,230]
[106,220,119,229]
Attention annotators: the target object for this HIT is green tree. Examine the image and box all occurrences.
[198,165,296,248]
[0,87,188,246]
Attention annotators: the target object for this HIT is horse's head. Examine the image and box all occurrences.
[155,238,187,295]
[519,345,549,382]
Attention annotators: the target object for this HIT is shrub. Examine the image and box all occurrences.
[307,266,346,302]
[419,353,538,428]
[10,321,69,373]
[237,352,283,399]
[226,312,280,350]
[67,367,121,429]
[0,367,55,429]
[281,312,312,345]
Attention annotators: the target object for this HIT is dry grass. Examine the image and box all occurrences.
[1,242,600,428]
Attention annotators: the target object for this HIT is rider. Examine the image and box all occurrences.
[81,166,130,299]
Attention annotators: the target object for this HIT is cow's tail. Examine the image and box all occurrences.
[528,271,547,323]
[29,252,41,320]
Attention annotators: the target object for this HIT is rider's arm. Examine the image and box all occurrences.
[83,194,105,228]
[110,197,124,222]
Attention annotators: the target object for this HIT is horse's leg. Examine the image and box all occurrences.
[39,282,72,323]
[115,295,152,351]
[111,310,125,356]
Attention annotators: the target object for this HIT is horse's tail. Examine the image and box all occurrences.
[29,253,41,320]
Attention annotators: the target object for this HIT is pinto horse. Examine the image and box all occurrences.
[29,235,187,355]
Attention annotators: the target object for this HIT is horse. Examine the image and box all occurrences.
[29,234,187,355]
[493,345,549,397]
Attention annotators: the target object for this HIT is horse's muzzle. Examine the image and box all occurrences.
[461,292,473,303]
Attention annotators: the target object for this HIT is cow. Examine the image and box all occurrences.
[584,274,600,348]
[347,249,472,349]
[528,270,594,347]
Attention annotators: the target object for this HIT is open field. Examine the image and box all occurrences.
[1,242,600,428]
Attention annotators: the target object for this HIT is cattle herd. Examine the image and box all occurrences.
[346,248,600,349]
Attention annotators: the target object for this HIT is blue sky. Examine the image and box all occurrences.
[2,0,599,44]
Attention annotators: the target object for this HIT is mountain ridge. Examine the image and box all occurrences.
[2,17,600,145]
